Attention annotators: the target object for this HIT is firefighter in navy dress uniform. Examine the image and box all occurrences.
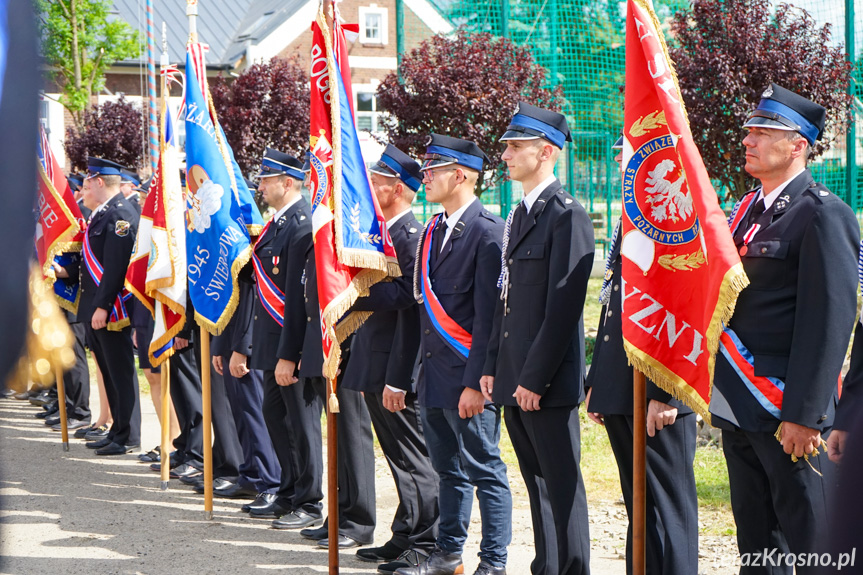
[343,145,440,569]
[79,157,142,456]
[709,84,860,574]
[585,135,698,575]
[396,135,510,575]
[481,103,594,575]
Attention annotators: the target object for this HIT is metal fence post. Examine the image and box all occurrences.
[846,0,858,210]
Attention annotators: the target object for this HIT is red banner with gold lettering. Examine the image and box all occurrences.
[36,126,84,283]
[309,5,399,387]
[620,0,749,419]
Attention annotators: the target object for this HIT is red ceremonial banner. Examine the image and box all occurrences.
[36,126,84,282]
[620,0,749,419]
[309,6,398,383]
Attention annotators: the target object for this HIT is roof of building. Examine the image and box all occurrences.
[112,0,307,69]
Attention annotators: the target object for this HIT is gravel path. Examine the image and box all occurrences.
[0,392,737,574]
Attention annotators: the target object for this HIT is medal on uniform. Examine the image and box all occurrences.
[272,256,280,275]
[739,223,761,256]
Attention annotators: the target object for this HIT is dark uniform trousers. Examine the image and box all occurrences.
[605,414,698,575]
[208,365,243,480]
[485,182,594,575]
[169,342,204,468]
[64,319,91,421]
[221,366,281,493]
[587,223,699,575]
[365,390,439,551]
[213,271,281,491]
[88,325,140,446]
[710,172,859,574]
[346,212,439,550]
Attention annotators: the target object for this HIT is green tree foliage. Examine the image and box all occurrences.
[37,0,141,128]
[670,0,852,199]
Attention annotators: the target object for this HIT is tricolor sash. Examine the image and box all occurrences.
[718,327,783,419]
[418,215,472,360]
[727,191,759,236]
[251,220,285,327]
[83,229,132,330]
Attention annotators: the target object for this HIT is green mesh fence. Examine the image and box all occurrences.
[396,0,861,244]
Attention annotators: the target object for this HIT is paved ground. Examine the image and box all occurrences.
[0,391,738,574]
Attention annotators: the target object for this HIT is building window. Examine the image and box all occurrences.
[356,91,381,133]
[359,6,387,45]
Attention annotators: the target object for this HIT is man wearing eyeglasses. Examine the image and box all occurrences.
[397,135,510,575]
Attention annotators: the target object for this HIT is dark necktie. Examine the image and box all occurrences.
[511,202,527,239]
[432,219,446,256]
[747,199,766,228]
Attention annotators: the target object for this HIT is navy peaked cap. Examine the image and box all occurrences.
[421,134,488,172]
[501,101,571,149]
[257,147,304,180]
[744,83,826,145]
[120,168,141,187]
[67,173,84,191]
[612,135,623,149]
[370,144,423,192]
[86,157,125,179]
[302,149,311,173]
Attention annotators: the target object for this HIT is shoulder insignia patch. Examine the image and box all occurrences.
[115,220,130,237]
[564,197,573,204]
[409,227,418,234]
[819,190,829,197]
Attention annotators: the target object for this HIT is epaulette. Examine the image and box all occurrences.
[479,208,498,221]
[553,190,576,207]
[803,180,832,203]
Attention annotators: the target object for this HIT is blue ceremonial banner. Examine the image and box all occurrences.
[184,43,254,334]
[52,253,80,313]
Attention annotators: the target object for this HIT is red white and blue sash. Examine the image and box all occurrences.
[82,228,132,330]
[727,191,759,236]
[419,215,472,360]
[251,220,285,327]
[718,327,783,419]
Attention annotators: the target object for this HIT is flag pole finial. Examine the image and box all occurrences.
[187,0,198,43]
[161,22,169,66]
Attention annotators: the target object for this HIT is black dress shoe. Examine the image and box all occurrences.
[248,498,291,519]
[35,407,57,419]
[29,390,53,406]
[51,418,91,432]
[149,453,183,472]
[86,438,112,449]
[138,446,160,463]
[272,510,323,529]
[300,525,328,541]
[84,425,110,440]
[214,482,256,499]
[317,534,363,549]
[44,415,61,426]
[241,493,277,513]
[13,391,30,400]
[95,442,136,456]
[74,425,95,439]
[357,541,406,563]
[169,463,202,479]
[378,548,430,574]
[394,547,463,575]
[180,473,205,486]
[471,561,505,575]
[194,477,234,494]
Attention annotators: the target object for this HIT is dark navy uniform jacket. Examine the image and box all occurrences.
[78,193,139,323]
[344,211,422,393]
[416,199,503,409]
[248,198,312,372]
[711,170,859,432]
[586,229,691,415]
[484,180,594,408]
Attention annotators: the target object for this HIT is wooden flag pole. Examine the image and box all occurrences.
[160,357,171,490]
[201,330,213,519]
[54,364,69,451]
[327,375,339,575]
[633,369,647,575]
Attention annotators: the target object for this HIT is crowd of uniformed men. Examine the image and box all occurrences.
[8,85,863,575]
